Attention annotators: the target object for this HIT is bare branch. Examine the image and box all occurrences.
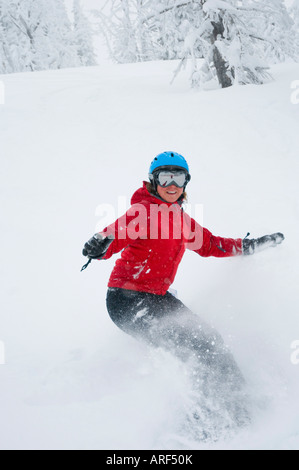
[8,14,27,37]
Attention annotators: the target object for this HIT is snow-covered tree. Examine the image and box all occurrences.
[180,0,273,88]
[48,0,80,70]
[254,0,298,64]
[145,1,204,61]
[289,0,299,51]
[0,0,97,74]
[73,0,96,66]
[0,0,73,73]
[175,0,298,88]
[95,0,191,63]
[289,0,299,25]
[0,1,20,73]
[96,0,144,63]
[166,0,298,87]
[98,0,298,89]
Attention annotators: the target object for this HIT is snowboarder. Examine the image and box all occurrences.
[82,151,284,427]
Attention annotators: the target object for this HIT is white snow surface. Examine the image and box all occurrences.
[0,60,299,450]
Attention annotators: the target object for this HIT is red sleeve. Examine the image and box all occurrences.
[97,203,148,260]
[188,217,243,258]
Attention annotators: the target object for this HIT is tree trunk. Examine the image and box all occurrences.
[211,18,233,88]
[212,45,232,88]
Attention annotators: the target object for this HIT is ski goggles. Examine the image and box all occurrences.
[154,170,189,188]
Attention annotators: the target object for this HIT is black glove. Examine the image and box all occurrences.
[82,233,114,259]
[242,232,285,255]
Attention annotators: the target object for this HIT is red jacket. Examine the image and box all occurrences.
[100,182,242,296]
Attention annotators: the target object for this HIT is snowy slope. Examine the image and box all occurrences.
[0,60,299,450]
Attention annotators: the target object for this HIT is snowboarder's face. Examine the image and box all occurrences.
[157,184,184,203]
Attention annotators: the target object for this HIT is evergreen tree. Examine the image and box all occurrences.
[48,0,80,70]
[73,0,97,66]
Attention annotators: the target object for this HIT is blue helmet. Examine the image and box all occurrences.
[149,151,190,176]
[148,151,191,192]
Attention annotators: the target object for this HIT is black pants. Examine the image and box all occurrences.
[106,288,245,392]
[106,288,250,431]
